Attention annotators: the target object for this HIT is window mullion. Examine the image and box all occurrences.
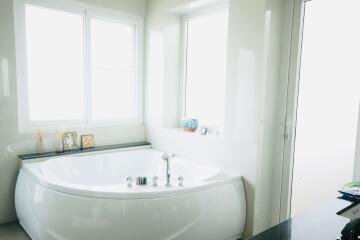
[84,11,92,124]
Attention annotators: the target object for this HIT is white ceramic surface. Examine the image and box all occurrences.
[15,148,246,240]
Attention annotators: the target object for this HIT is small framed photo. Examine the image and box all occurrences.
[81,134,95,149]
[62,131,78,151]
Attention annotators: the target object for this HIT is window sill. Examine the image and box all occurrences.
[166,128,223,141]
[18,142,150,160]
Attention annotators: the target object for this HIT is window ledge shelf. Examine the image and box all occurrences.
[18,142,150,160]
[166,128,223,141]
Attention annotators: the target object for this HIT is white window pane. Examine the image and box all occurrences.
[291,0,360,216]
[91,69,136,120]
[90,18,137,120]
[25,5,85,121]
[185,11,228,127]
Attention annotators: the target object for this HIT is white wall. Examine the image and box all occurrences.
[355,104,360,181]
[77,0,147,16]
[253,0,286,234]
[144,0,286,237]
[0,0,146,224]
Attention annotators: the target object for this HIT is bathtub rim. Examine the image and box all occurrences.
[16,169,246,240]
[21,165,242,200]
[19,147,243,200]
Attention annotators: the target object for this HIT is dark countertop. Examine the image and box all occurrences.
[18,142,150,160]
[251,199,351,240]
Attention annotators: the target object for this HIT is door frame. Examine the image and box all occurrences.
[278,0,307,222]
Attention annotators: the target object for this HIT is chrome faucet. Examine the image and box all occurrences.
[162,153,175,187]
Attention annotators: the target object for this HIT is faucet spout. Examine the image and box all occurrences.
[162,153,175,187]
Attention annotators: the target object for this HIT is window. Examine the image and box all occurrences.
[183,10,228,128]
[14,0,143,130]
[90,18,137,120]
[25,5,85,122]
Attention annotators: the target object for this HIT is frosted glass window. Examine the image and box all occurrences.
[90,18,137,120]
[291,0,360,216]
[17,2,142,129]
[25,5,85,121]
[184,11,228,127]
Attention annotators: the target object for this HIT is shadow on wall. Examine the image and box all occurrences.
[242,178,255,239]
[0,144,21,223]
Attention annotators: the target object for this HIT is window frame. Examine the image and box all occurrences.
[180,5,229,132]
[13,0,144,132]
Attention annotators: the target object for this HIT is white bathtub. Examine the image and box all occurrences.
[15,147,246,240]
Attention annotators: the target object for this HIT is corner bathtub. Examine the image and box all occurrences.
[15,147,246,240]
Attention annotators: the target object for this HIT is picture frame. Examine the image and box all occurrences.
[62,131,78,151]
[81,134,95,149]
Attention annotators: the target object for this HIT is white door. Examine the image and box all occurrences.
[282,0,360,218]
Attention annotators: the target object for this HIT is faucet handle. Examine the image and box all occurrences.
[178,176,184,187]
[126,176,134,187]
[152,175,158,187]
[162,152,175,160]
